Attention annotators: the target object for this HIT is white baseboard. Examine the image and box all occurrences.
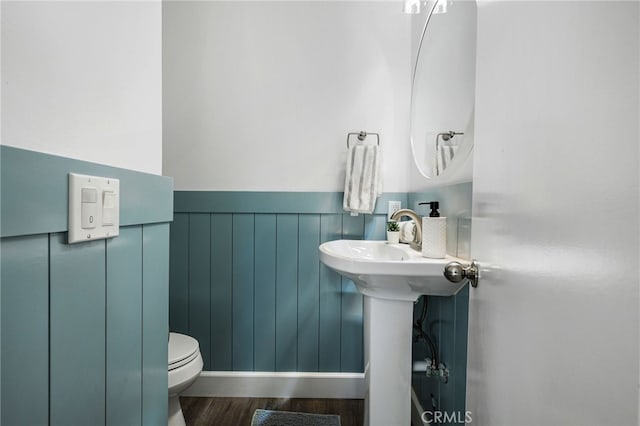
[182,371,366,399]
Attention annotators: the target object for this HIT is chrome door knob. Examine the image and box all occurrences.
[444,260,479,288]
[444,262,465,283]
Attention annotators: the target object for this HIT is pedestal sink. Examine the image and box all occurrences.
[318,240,467,426]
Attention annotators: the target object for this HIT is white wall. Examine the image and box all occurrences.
[1,1,163,175]
[467,1,639,425]
[163,1,412,191]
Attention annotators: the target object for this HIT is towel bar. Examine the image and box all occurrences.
[347,131,380,148]
[435,131,463,176]
[436,131,463,143]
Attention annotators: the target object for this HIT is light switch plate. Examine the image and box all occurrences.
[68,173,120,244]
[388,200,402,221]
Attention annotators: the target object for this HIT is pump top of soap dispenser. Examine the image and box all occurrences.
[419,201,441,217]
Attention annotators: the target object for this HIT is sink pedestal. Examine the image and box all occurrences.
[363,296,413,426]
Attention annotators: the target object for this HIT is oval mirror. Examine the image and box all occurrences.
[410,0,477,181]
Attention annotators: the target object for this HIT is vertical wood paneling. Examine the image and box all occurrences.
[169,209,370,374]
[211,213,233,370]
[412,296,434,411]
[169,213,189,334]
[452,287,470,412]
[106,227,142,426]
[50,233,106,426]
[436,294,455,411]
[0,235,49,426]
[232,214,255,371]
[168,194,401,375]
[275,214,299,371]
[142,224,169,426]
[297,215,321,372]
[364,214,387,241]
[319,214,343,372]
[254,214,277,371]
[1,147,172,426]
[342,214,365,240]
[189,213,212,369]
[340,214,364,372]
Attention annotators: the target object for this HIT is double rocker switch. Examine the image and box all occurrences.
[81,188,117,229]
[68,173,120,244]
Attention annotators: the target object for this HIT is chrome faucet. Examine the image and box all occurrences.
[390,209,422,251]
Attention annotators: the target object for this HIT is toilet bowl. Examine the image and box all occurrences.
[168,332,203,426]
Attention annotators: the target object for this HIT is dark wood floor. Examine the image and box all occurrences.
[180,396,364,426]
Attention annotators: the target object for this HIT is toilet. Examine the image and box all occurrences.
[168,332,203,426]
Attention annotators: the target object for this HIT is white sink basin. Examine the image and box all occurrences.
[319,239,466,300]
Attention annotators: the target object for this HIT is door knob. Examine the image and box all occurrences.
[444,260,479,288]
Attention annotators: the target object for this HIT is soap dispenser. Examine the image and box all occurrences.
[419,201,446,258]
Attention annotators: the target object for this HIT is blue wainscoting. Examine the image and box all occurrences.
[0,146,173,426]
[1,234,49,425]
[1,146,172,237]
[170,192,407,373]
[169,185,472,419]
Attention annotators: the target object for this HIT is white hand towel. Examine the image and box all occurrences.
[343,144,382,215]
[399,220,416,243]
[436,144,458,176]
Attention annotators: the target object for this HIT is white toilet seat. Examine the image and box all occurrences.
[169,350,199,371]
[169,332,199,370]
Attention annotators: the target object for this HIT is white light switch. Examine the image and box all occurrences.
[102,191,116,226]
[81,188,98,229]
[68,173,120,244]
[81,188,98,203]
